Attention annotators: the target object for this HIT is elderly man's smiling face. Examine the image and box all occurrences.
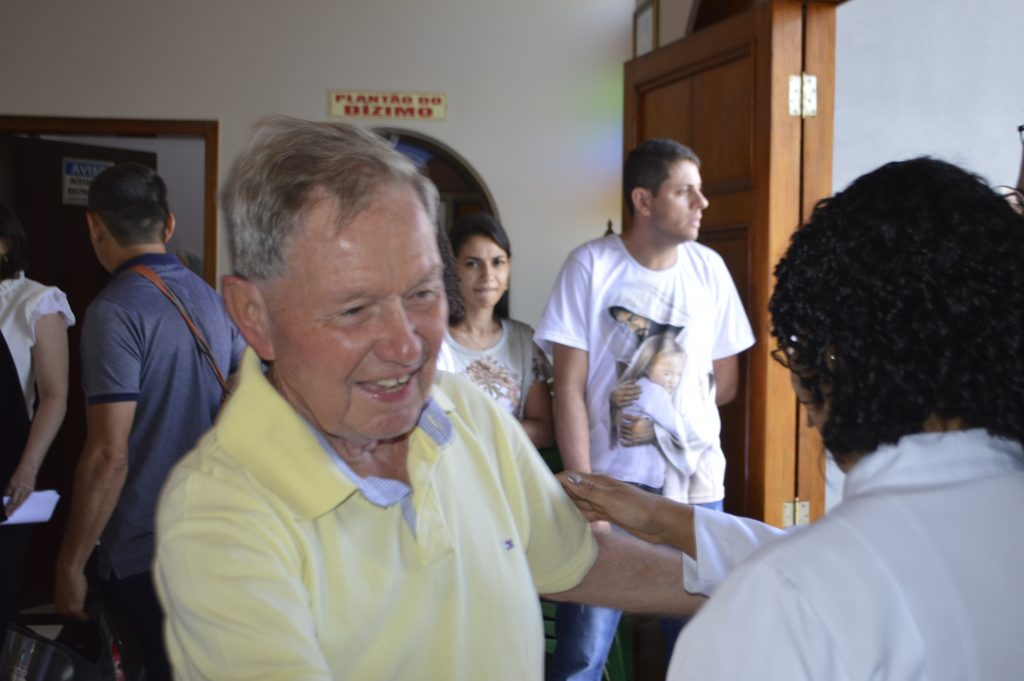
[255,183,447,448]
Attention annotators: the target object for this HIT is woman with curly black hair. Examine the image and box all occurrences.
[558,157,1024,679]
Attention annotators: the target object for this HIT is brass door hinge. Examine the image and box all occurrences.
[781,499,811,527]
[788,73,818,118]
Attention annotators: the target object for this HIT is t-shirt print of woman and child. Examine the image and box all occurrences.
[606,304,712,486]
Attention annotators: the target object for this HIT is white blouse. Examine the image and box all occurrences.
[670,429,1024,680]
[0,272,75,416]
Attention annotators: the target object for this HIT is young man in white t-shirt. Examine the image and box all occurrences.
[535,139,754,680]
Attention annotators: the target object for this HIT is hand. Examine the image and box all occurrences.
[557,472,666,545]
[54,568,91,621]
[610,381,641,409]
[618,413,655,446]
[4,469,36,517]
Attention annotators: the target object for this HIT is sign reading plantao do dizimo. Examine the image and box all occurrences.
[328,90,447,121]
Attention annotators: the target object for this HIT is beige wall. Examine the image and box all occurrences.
[6,0,1018,325]
[1,0,633,325]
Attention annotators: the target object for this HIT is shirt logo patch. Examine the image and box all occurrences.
[503,539,515,551]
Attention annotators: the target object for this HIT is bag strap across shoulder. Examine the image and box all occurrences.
[126,264,231,400]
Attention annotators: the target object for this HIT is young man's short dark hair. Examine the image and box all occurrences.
[87,162,170,246]
[623,139,701,217]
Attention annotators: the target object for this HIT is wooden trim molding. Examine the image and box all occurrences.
[0,116,220,285]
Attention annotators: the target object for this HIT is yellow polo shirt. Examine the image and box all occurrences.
[154,349,596,680]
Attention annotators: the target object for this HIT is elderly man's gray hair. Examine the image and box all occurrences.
[222,116,439,280]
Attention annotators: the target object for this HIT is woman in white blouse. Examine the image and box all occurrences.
[439,212,553,448]
[0,203,75,630]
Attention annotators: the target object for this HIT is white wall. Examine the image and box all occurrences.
[1,0,632,325]
[4,0,1021,328]
[835,0,1023,192]
[826,0,1024,509]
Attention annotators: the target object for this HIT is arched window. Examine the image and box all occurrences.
[378,128,498,233]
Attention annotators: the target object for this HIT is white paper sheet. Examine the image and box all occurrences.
[1,489,60,525]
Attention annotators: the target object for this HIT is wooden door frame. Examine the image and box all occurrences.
[794,2,836,517]
[0,116,219,285]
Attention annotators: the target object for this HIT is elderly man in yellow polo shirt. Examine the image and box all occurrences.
[153,117,703,681]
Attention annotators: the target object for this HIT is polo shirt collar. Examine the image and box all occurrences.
[112,252,180,276]
[217,348,454,520]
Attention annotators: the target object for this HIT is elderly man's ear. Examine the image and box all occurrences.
[222,275,275,361]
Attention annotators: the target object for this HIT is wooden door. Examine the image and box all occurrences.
[624,0,837,526]
[0,136,156,607]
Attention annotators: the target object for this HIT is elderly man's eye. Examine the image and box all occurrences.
[340,305,365,318]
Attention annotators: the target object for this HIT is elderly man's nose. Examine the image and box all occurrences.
[377,304,421,362]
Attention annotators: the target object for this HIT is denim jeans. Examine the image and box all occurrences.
[548,602,623,681]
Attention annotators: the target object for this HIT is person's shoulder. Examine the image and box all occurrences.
[158,426,266,522]
[736,504,875,587]
[83,280,135,322]
[677,241,734,285]
[433,371,515,431]
[165,263,224,300]
[564,234,622,262]
[679,240,726,266]
[3,275,69,313]
[8,275,49,297]
[434,370,493,407]
[505,318,535,337]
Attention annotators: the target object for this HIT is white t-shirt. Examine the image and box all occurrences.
[535,235,753,502]
[0,272,75,416]
[670,430,1024,681]
[438,318,551,421]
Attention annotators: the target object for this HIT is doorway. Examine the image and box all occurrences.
[0,116,217,609]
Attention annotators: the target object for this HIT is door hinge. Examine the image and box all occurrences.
[781,499,811,527]
[788,73,818,118]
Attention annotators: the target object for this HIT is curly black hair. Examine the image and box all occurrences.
[769,157,1024,466]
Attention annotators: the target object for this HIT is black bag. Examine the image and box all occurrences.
[1,621,105,681]
[1,591,145,681]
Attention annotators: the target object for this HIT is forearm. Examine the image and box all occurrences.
[544,530,705,616]
[554,391,591,472]
[14,393,66,478]
[713,355,739,405]
[16,313,70,480]
[520,380,554,448]
[57,445,128,572]
[650,499,697,558]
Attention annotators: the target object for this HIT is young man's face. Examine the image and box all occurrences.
[646,160,709,244]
